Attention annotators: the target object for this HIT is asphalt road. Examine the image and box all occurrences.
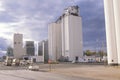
[0,62,103,80]
[0,70,96,80]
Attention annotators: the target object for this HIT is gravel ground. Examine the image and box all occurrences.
[0,62,119,80]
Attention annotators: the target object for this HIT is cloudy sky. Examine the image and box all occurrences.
[0,0,106,55]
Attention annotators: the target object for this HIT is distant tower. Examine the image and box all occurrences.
[13,33,25,58]
[38,41,44,56]
[6,47,13,57]
[38,40,48,63]
[25,41,35,56]
[104,0,120,65]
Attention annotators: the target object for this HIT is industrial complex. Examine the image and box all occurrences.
[5,6,83,65]
[3,2,120,66]
[0,0,120,80]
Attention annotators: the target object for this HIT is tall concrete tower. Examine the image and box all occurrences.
[48,23,62,61]
[104,0,120,65]
[61,6,83,61]
[13,33,25,58]
[48,6,83,61]
[112,0,120,65]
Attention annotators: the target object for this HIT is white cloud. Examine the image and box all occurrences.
[0,49,6,56]
[0,0,5,12]
[0,0,76,42]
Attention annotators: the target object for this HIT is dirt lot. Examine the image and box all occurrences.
[0,62,120,80]
[51,63,120,80]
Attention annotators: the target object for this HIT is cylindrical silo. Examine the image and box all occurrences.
[113,0,120,64]
[104,0,118,65]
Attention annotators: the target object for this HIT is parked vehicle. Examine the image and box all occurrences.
[4,57,13,66]
[12,59,20,66]
[28,65,39,71]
